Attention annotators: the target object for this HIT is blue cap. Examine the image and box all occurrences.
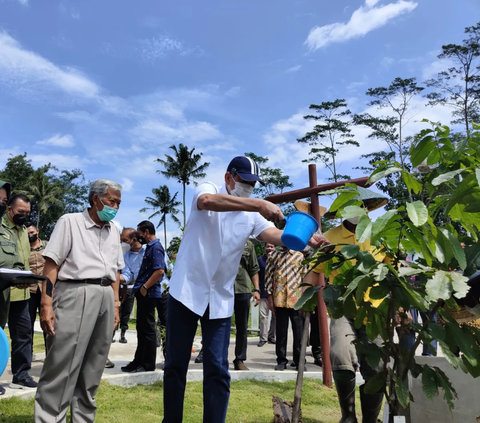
[227,156,265,185]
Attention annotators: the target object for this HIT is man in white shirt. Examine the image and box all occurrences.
[163,156,329,423]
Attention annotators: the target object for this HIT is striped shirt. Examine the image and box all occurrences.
[265,248,306,309]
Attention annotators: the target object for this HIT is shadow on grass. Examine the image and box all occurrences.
[0,416,34,423]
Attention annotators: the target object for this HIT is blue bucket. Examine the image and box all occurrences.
[281,211,319,251]
[0,327,9,377]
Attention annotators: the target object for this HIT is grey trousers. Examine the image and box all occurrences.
[259,298,276,342]
[34,282,114,423]
[330,316,383,380]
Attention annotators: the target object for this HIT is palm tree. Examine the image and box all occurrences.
[26,169,64,230]
[156,144,210,227]
[140,185,182,248]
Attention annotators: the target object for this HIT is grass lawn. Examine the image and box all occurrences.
[4,328,45,355]
[0,379,363,423]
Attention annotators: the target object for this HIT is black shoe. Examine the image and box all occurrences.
[0,385,5,395]
[119,334,127,344]
[314,357,323,367]
[121,362,142,373]
[275,363,287,371]
[10,376,37,389]
[290,362,296,367]
[105,358,115,368]
[195,350,203,364]
[257,341,266,347]
[268,339,276,344]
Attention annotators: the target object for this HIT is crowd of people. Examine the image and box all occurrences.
[0,155,422,423]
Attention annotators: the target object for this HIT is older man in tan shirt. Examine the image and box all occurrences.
[34,179,125,423]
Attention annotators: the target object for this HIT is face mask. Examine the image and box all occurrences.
[137,235,147,245]
[346,216,361,225]
[96,198,118,222]
[121,242,131,254]
[230,181,254,198]
[0,203,6,219]
[28,234,38,243]
[12,213,29,226]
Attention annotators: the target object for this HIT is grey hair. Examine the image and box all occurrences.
[88,179,122,206]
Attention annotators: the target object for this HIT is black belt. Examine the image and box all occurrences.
[60,278,114,287]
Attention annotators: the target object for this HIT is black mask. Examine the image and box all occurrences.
[28,234,38,243]
[12,213,29,226]
[137,236,147,245]
[0,203,6,220]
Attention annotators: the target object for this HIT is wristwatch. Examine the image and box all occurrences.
[142,284,148,291]
[254,289,261,294]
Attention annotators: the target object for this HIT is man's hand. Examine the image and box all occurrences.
[140,285,148,297]
[308,233,331,250]
[253,291,261,307]
[268,295,275,314]
[258,201,284,223]
[40,304,55,336]
[114,304,120,330]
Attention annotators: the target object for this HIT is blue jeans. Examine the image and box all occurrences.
[163,296,231,423]
[400,308,438,356]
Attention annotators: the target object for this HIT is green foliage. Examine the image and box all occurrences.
[0,153,89,238]
[166,236,182,258]
[297,99,359,182]
[298,121,480,420]
[156,144,210,227]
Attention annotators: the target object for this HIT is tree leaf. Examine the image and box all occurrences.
[411,135,435,168]
[422,366,439,400]
[341,245,360,260]
[406,201,428,227]
[440,229,467,270]
[434,367,457,410]
[431,168,465,186]
[329,190,360,213]
[373,263,389,282]
[426,271,452,301]
[356,215,372,243]
[402,171,423,194]
[450,271,470,299]
[363,371,386,395]
[294,286,320,310]
[340,205,367,219]
[395,376,410,409]
[367,166,402,184]
[371,209,398,241]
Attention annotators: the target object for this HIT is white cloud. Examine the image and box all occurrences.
[28,153,94,170]
[225,86,241,97]
[305,0,418,51]
[17,0,28,5]
[380,56,395,69]
[286,65,302,73]
[138,35,202,62]
[121,178,134,192]
[0,32,100,99]
[37,133,75,148]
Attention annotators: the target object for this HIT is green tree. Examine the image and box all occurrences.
[297,99,359,182]
[24,168,64,229]
[156,144,210,227]
[166,236,182,258]
[425,22,480,135]
[140,185,182,248]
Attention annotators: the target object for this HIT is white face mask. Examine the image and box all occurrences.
[230,181,254,198]
[346,216,361,225]
[121,242,131,254]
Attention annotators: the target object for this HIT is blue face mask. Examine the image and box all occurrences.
[97,198,118,222]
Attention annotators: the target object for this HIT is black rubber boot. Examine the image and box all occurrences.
[334,373,358,423]
[360,384,384,423]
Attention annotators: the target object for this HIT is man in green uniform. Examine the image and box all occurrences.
[0,181,26,395]
[2,193,37,388]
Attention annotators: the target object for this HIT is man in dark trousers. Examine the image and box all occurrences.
[233,240,260,370]
[257,243,276,347]
[121,220,166,373]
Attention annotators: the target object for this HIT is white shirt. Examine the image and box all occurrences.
[169,182,274,319]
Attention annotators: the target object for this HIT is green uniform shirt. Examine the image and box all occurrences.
[2,215,30,302]
[234,240,260,294]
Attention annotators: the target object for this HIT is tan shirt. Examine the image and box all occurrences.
[43,209,125,281]
[29,239,48,292]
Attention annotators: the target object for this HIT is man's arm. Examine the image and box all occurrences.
[251,273,260,306]
[112,271,121,329]
[198,194,284,222]
[40,257,59,336]
[258,227,332,249]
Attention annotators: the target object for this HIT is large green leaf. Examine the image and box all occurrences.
[371,209,398,241]
[406,201,428,227]
[341,245,360,260]
[450,272,470,299]
[411,135,435,168]
[294,286,320,311]
[440,229,467,270]
[431,168,465,186]
[356,215,373,244]
[422,366,439,400]
[402,171,423,194]
[329,190,360,213]
[368,166,402,184]
[445,174,478,215]
[434,367,457,410]
[356,251,377,274]
[426,271,452,301]
[363,371,386,395]
[395,376,410,409]
[341,205,367,219]
[465,243,480,276]
[372,263,389,282]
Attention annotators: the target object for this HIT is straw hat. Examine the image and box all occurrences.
[293,201,327,217]
[323,186,388,219]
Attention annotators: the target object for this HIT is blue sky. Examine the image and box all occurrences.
[0,0,479,243]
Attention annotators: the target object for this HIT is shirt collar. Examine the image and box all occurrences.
[340,222,355,239]
[148,238,159,246]
[2,215,15,230]
[82,208,111,230]
[31,239,46,252]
